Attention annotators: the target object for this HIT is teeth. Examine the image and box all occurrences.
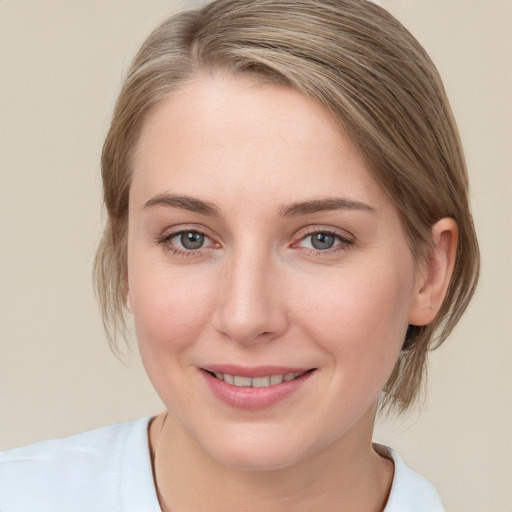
[212,371,305,388]
[270,374,284,385]
[234,376,252,387]
[252,376,270,387]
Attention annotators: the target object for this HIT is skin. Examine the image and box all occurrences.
[126,75,457,511]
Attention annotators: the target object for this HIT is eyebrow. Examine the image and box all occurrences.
[144,194,220,216]
[279,198,375,216]
[143,194,375,217]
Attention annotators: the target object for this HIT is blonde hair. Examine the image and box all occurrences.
[94,0,479,414]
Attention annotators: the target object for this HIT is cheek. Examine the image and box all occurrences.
[128,262,221,410]
[128,262,216,358]
[293,261,413,375]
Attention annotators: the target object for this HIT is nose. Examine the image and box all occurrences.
[212,248,289,345]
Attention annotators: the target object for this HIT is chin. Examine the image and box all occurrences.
[211,444,303,472]
[194,424,323,472]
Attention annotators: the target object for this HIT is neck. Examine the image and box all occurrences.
[149,408,393,512]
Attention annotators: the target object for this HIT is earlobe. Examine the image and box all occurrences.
[408,218,458,326]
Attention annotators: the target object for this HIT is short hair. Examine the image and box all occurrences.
[94,0,479,414]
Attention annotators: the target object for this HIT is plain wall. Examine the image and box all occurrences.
[0,1,511,511]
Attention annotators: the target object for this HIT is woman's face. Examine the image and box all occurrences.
[127,76,422,470]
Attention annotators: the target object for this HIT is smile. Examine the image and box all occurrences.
[201,367,316,410]
[208,371,309,388]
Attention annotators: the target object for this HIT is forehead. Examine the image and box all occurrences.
[130,75,386,212]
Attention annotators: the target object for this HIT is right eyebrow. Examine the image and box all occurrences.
[143,194,220,216]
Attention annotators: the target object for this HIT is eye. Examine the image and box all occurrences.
[156,228,218,254]
[175,231,206,250]
[308,232,338,250]
[294,229,353,253]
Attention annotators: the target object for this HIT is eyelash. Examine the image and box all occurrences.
[293,227,354,256]
[155,227,354,257]
[155,227,217,257]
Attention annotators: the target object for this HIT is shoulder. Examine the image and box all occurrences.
[380,445,445,512]
[0,417,160,512]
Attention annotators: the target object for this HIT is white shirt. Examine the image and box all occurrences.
[0,417,445,511]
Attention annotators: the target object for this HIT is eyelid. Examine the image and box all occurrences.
[295,225,355,241]
[155,225,221,253]
[291,225,355,252]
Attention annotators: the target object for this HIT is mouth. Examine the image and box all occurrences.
[202,369,316,388]
[200,367,317,410]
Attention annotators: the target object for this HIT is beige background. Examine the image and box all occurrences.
[0,1,510,510]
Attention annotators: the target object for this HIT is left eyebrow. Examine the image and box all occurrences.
[279,197,376,216]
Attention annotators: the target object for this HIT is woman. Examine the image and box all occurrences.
[0,0,479,510]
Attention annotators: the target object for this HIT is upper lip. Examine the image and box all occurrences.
[201,365,315,378]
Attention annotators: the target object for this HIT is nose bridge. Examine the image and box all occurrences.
[214,242,287,343]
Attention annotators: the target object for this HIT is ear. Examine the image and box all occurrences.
[408,218,458,326]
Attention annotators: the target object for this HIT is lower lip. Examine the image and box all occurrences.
[201,370,315,410]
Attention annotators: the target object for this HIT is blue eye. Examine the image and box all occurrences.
[309,232,336,250]
[156,228,217,254]
[298,230,353,252]
[177,231,205,250]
